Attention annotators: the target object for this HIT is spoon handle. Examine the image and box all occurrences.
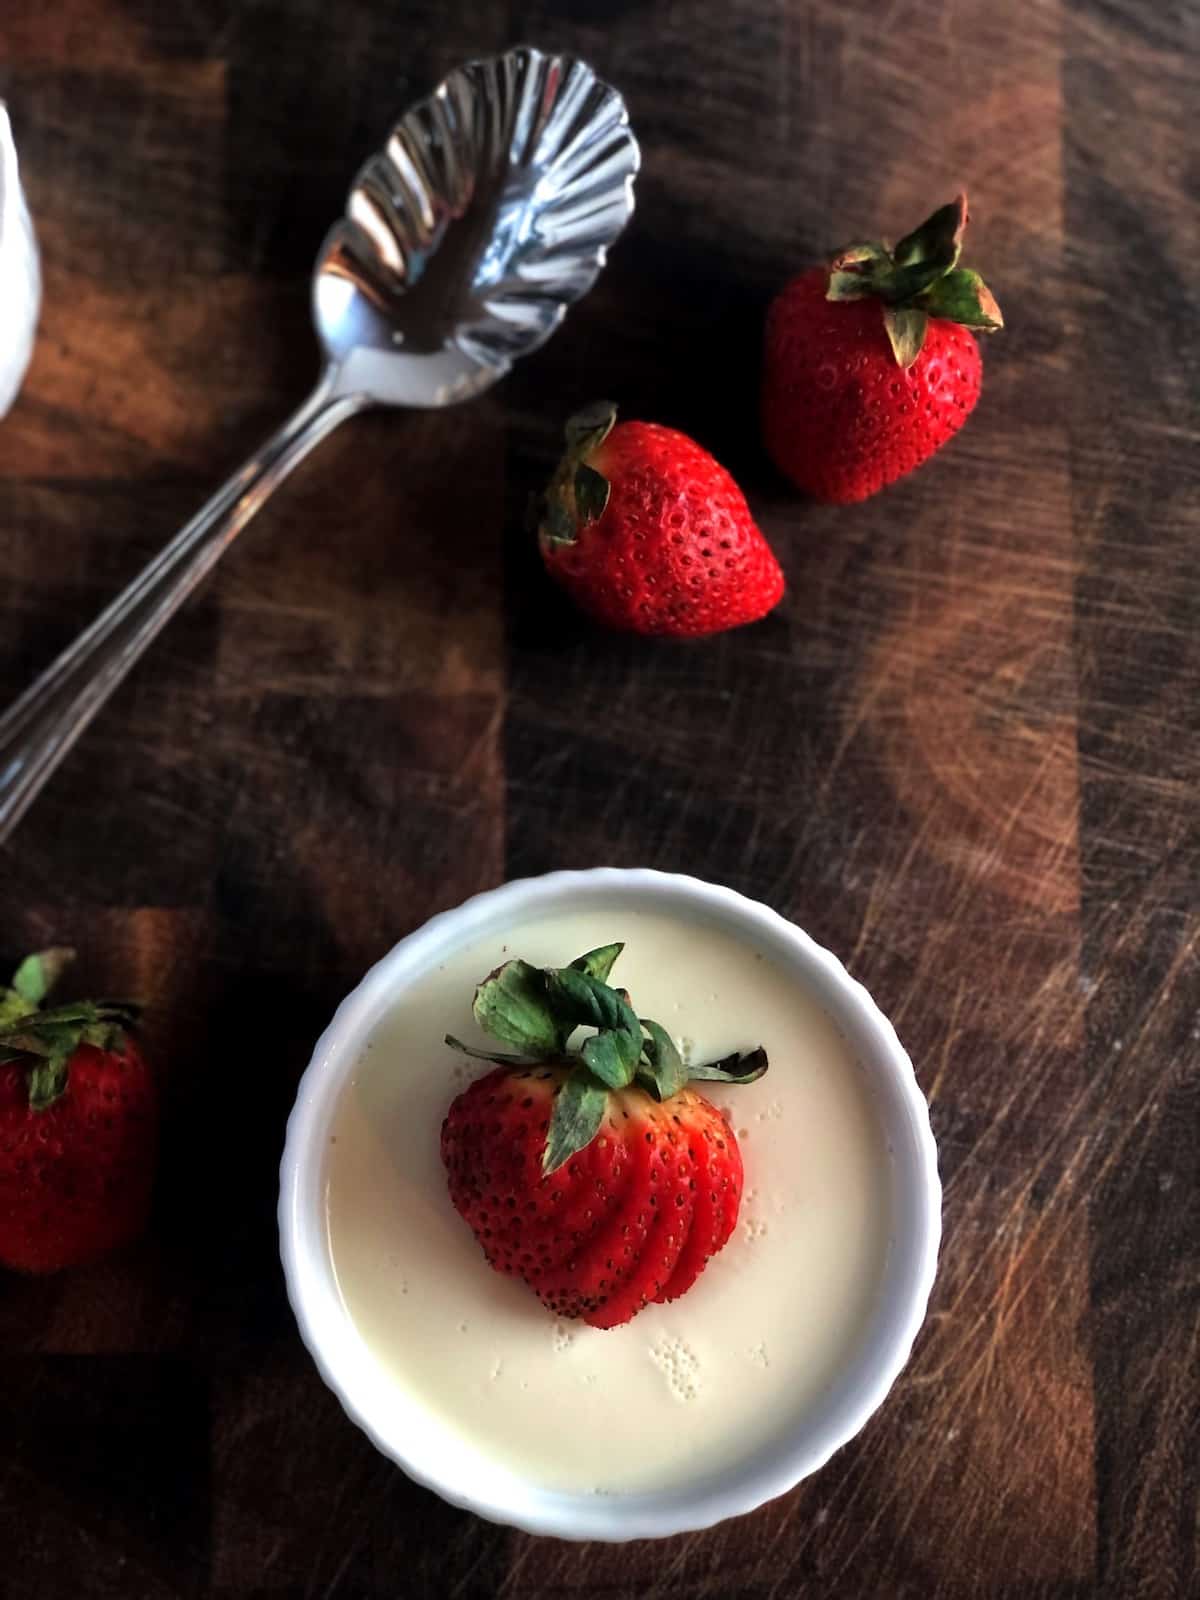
[0,373,363,843]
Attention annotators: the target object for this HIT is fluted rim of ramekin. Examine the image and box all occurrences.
[279,868,941,1540]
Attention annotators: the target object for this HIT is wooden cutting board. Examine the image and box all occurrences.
[0,1,1195,1595]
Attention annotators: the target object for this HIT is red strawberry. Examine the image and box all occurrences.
[440,942,765,1329]
[762,193,1003,503]
[0,949,155,1273]
[537,404,784,638]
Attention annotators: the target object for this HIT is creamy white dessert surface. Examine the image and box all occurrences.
[324,903,891,1495]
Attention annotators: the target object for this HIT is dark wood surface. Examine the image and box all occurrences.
[1,2,1197,1595]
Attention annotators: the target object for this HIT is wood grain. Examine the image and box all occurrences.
[0,1,1197,1595]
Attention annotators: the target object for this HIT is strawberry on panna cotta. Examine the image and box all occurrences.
[441,944,765,1329]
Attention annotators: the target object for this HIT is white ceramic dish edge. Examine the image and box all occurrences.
[278,867,942,1540]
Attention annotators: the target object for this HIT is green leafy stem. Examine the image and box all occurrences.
[0,948,141,1110]
[446,943,767,1174]
[825,193,1003,368]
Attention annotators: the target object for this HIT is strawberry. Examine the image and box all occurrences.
[441,941,765,1329]
[762,193,1003,503]
[536,403,784,637]
[0,948,155,1273]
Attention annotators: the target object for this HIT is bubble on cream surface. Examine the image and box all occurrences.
[324,902,891,1496]
[650,1336,701,1402]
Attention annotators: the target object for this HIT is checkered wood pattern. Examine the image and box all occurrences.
[0,2,1195,1595]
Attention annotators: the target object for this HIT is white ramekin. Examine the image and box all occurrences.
[279,868,941,1540]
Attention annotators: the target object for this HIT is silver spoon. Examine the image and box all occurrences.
[0,46,638,841]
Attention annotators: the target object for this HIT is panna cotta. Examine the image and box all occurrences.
[323,899,892,1497]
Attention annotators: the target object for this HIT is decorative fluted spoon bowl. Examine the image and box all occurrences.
[0,47,638,841]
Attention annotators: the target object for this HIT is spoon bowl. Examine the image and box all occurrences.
[317,47,638,408]
[0,47,638,841]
